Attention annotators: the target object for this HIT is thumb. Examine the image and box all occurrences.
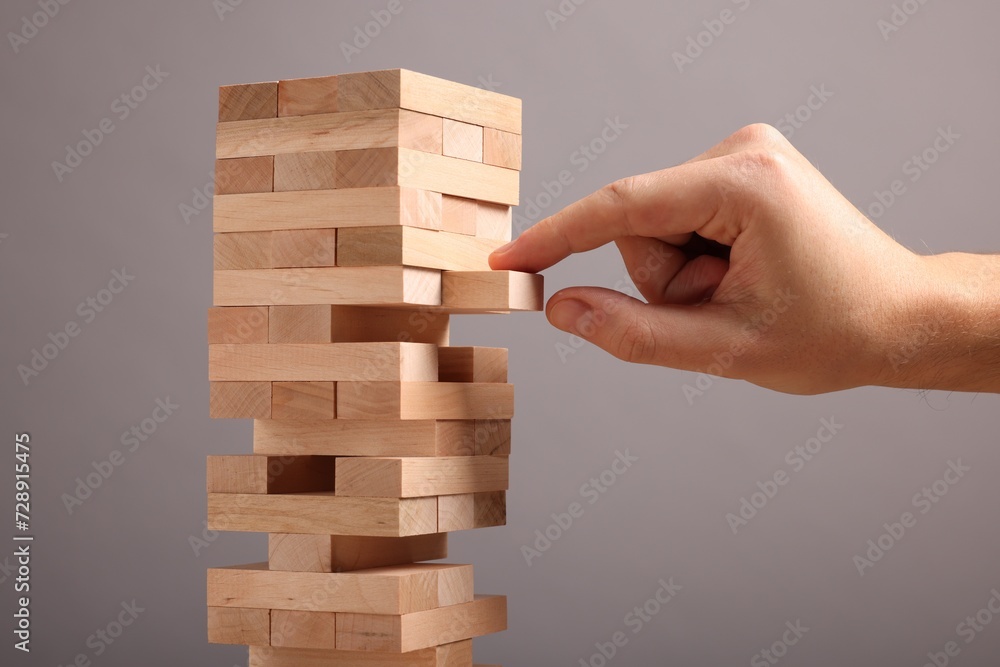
[546,287,740,370]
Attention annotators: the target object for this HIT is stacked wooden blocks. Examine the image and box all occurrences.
[206,69,541,667]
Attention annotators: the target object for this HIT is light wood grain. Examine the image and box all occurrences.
[483,128,521,170]
[442,271,543,311]
[268,305,332,343]
[208,607,270,645]
[268,533,448,573]
[214,232,272,270]
[438,347,508,383]
[441,196,477,235]
[213,267,442,307]
[443,119,483,162]
[329,306,449,346]
[253,420,478,456]
[208,343,438,382]
[438,492,506,532]
[278,75,338,117]
[270,229,338,268]
[273,152,337,191]
[219,82,278,122]
[336,456,508,498]
[336,382,514,420]
[215,157,274,195]
[210,381,271,419]
[208,306,269,344]
[337,227,502,271]
[206,455,335,494]
[271,609,336,649]
[271,382,336,420]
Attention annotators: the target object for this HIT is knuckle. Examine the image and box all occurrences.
[732,123,788,149]
[611,314,659,364]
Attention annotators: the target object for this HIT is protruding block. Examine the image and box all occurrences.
[208,562,472,614]
[210,381,271,419]
[209,306,269,344]
[270,229,337,268]
[209,343,438,382]
[271,382,336,420]
[483,128,522,170]
[330,307,450,346]
[208,607,270,645]
[208,493,437,537]
[337,227,502,271]
[443,119,483,162]
[438,347,508,383]
[214,267,442,307]
[335,456,508,498]
[219,82,278,122]
[273,152,337,191]
[253,420,478,456]
[336,383,514,420]
[438,492,506,532]
[214,232,272,270]
[338,69,521,134]
[442,271,543,311]
[206,455,335,494]
[249,641,473,667]
[278,75,338,117]
[215,157,274,195]
[214,187,442,233]
[268,533,448,573]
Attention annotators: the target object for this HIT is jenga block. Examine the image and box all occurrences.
[474,420,511,457]
[337,227,503,271]
[210,381,271,419]
[336,595,507,652]
[438,492,506,532]
[330,307,449,346]
[208,343,438,382]
[270,229,338,268]
[441,196,477,235]
[278,75,338,117]
[214,232,272,270]
[271,382,336,420]
[214,267,441,307]
[208,493,437,537]
[208,306,269,344]
[271,609,336,649]
[268,533,448,573]
[249,640,473,667]
[337,383,514,420]
[335,148,519,206]
[208,562,472,614]
[442,120,483,162]
[219,82,278,122]
[483,128,522,170]
[273,152,337,191]
[338,70,521,134]
[474,202,512,242]
[206,455,335,494]
[216,109,441,159]
[335,456,508,498]
[214,188,442,233]
[269,305,333,343]
[442,271,543,311]
[437,347,508,383]
[253,420,477,456]
[215,157,274,195]
[208,607,270,645]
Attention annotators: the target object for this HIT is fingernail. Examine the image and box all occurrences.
[491,239,517,256]
[548,298,592,335]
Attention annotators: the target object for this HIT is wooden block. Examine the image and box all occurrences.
[270,229,337,268]
[330,307,449,346]
[206,455,335,494]
[214,187,442,234]
[336,456,508,498]
[208,306,269,344]
[441,196,477,236]
[338,70,521,134]
[438,492,506,532]
[253,420,478,456]
[474,202,512,242]
[216,109,441,159]
[208,607,270,645]
[278,75,338,117]
[268,533,448,573]
[442,271,543,311]
[335,147,519,206]
[442,120,483,162]
[337,227,502,271]
[208,343,438,382]
[208,493,437,537]
[214,232,272,270]
[219,82,278,122]
[269,305,333,343]
[214,267,441,307]
[273,152,337,191]
[271,609,336,649]
[337,383,514,420]
[210,381,271,419]
[215,157,274,195]
[483,128,521,170]
[249,640,472,667]
[336,595,507,652]
[438,348,508,383]
[208,562,471,614]
[474,420,511,457]
[272,382,336,420]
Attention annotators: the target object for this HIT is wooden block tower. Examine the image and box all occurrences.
[205,69,540,667]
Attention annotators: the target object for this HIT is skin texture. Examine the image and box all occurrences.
[490,124,1000,395]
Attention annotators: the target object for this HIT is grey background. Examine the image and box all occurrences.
[1,1,998,665]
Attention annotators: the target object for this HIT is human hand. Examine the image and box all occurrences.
[490,124,1000,394]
